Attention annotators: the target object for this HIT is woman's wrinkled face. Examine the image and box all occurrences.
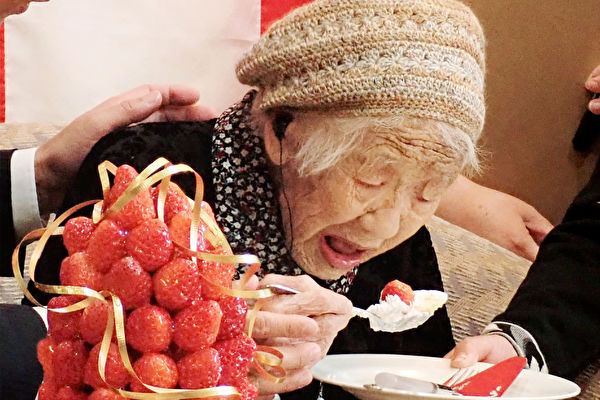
[0,0,47,19]
[264,116,460,281]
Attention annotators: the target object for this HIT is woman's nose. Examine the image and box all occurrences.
[358,203,404,240]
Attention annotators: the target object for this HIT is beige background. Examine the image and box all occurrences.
[3,0,259,123]
[464,0,600,223]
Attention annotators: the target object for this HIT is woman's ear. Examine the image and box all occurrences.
[263,120,283,166]
[263,111,294,166]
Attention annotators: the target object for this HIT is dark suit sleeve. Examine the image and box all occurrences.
[1,149,17,276]
[0,304,46,400]
[495,158,600,379]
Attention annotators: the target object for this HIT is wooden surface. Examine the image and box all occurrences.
[464,0,600,224]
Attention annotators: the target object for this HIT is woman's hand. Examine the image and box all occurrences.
[436,176,553,261]
[586,64,600,114]
[444,334,518,368]
[34,84,217,216]
[250,274,354,398]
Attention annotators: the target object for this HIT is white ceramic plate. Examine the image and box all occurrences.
[311,354,580,400]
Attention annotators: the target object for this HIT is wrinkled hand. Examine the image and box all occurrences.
[34,84,217,216]
[249,274,353,398]
[444,334,518,368]
[586,64,600,114]
[436,176,553,261]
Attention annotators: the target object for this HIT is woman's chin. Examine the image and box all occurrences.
[299,261,354,281]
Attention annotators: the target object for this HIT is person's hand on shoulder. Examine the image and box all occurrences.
[34,84,217,216]
[444,334,518,368]
[248,274,353,398]
[586,64,600,114]
[435,176,553,261]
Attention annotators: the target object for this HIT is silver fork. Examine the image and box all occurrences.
[367,372,461,395]
[266,284,385,324]
[264,283,301,295]
[443,367,480,387]
[350,305,384,322]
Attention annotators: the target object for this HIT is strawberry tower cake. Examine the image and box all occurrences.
[25,160,271,400]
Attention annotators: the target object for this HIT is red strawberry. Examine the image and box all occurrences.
[153,258,202,311]
[173,301,222,351]
[63,216,95,255]
[47,296,83,341]
[80,299,119,345]
[105,165,138,206]
[86,220,126,273]
[214,334,257,385]
[235,377,259,400]
[84,342,130,389]
[105,165,156,230]
[380,279,415,304]
[56,386,88,400]
[125,305,173,353]
[129,353,179,393]
[102,257,152,310]
[152,182,192,223]
[111,185,156,231]
[198,249,235,301]
[177,348,221,389]
[168,211,211,254]
[165,341,190,362]
[217,297,248,340]
[125,219,173,272]
[37,380,58,400]
[60,252,103,291]
[88,388,128,400]
[37,337,58,381]
[53,340,88,387]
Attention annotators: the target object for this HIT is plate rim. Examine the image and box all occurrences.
[311,353,581,400]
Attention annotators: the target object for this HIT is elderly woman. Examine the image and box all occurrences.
[27,0,486,399]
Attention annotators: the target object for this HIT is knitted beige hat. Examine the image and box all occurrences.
[236,0,486,141]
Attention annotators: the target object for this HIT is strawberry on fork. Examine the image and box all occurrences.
[380,279,415,305]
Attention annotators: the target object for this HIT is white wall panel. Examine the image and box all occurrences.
[4,0,261,123]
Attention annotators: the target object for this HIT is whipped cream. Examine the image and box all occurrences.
[354,290,448,333]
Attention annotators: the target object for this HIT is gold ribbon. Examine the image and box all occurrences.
[12,200,104,309]
[12,157,286,398]
[253,346,286,382]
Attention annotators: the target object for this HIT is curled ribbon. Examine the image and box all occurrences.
[12,157,286,398]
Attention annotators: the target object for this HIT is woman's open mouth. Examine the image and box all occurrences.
[319,235,366,270]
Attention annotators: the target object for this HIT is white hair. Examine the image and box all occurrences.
[251,108,480,177]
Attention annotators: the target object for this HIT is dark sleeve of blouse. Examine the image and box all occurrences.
[23,121,216,305]
[62,120,217,207]
[495,158,600,379]
[1,149,17,276]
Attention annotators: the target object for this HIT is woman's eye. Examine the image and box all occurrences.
[355,178,385,188]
